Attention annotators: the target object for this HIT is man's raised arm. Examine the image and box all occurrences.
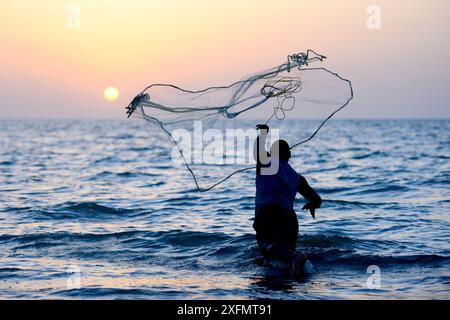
[254,124,270,174]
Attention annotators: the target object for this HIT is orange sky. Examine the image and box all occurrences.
[1,0,449,118]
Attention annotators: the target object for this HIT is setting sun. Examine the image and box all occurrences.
[103,87,119,102]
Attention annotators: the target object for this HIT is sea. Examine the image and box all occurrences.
[0,119,449,299]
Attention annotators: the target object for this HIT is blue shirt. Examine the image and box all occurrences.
[255,160,301,212]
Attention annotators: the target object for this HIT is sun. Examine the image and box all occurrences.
[103,86,120,102]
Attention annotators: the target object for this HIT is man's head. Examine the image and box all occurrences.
[271,140,291,161]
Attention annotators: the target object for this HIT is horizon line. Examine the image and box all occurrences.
[0,117,449,121]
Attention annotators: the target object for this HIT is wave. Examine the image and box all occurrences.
[0,229,242,250]
[0,230,144,245]
[1,228,449,289]
[351,150,389,160]
[60,201,131,214]
[309,163,351,173]
[4,226,448,266]
[316,186,355,194]
[52,287,172,299]
[308,250,450,266]
[90,171,160,179]
[4,202,139,220]
[343,184,409,195]
[0,267,28,280]
[90,156,115,164]
[0,160,15,166]
[324,199,392,209]
[151,229,234,247]
[298,234,354,247]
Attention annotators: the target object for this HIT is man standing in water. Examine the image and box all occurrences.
[253,124,322,276]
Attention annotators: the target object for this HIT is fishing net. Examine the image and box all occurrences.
[126,50,353,191]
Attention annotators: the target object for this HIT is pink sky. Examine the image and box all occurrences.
[1,0,449,119]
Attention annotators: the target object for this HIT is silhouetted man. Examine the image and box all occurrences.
[253,124,322,275]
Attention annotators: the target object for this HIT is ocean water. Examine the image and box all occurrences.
[0,119,449,299]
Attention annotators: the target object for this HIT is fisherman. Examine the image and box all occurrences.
[253,124,322,275]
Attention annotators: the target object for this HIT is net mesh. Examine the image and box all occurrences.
[126,50,353,191]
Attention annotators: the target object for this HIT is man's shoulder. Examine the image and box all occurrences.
[285,162,302,177]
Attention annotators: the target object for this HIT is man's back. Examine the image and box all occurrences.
[255,160,301,212]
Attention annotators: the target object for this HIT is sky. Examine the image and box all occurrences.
[0,0,449,119]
